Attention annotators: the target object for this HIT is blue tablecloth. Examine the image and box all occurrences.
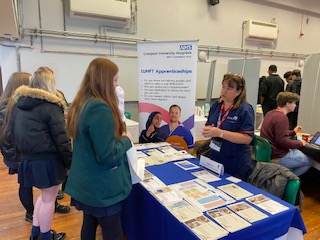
[122,158,306,240]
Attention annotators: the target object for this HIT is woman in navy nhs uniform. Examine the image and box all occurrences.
[202,73,255,181]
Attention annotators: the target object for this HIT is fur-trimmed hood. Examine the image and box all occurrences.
[13,85,67,110]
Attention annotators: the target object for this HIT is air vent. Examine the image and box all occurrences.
[244,20,278,42]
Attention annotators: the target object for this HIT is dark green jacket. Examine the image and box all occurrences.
[66,98,132,207]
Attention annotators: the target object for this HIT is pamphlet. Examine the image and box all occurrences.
[174,160,200,170]
[191,169,221,182]
[152,186,183,205]
[227,201,268,223]
[137,151,149,159]
[144,148,164,157]
[207,207,252,232]
[143,148,172,166]
[165,200,203,222]
[158,145,179,154]
[140,176,166,191]
[246,194,289,215]
[226,176,242,183]
[170,179,235,212]
[218,183,253,200]
[172,150,195,160]
[144,155,166,166]
[143,169,154,179]
[134,142,170,150]
[184,215,228,240]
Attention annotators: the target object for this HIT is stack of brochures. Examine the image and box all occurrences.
[136,145,195,167]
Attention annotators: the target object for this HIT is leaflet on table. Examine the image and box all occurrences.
[199,155,224,176]
[151,186,183,205]
[165,200,203,222]
[162,151,195,162]
[140,176,166,191]
[191,169,221,182]
[144,169,154,179]
[157,145,179,154]
[143,148,164,157]
[174,160,200,170]
[171,150,195,160]
[143,148,168,166]
[170,179,235,212]
[246,194,289,215]
[207,207,252,233]
[137,151,149,159]
[184,215,228,240]
[218,183,253,200]
[126,142,145,184]
[227,201,268,223]
[225,176,242,183]
[143,150,196,167]
[134,142,170,150]
[144,155,167,166]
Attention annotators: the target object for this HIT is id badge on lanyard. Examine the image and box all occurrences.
[210,138,222,152]
[209,103,233,152]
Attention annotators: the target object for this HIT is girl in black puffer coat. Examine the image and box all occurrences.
[0,72,33,220]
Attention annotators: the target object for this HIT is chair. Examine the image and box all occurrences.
[253,135,272,162]
[253,135,295,171]
[283,179,301,205]
[194,139,210,157]
[249,162,301,207]
[124,111,131,119]
[165,135,188,151]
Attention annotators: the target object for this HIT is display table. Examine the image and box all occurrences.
[122,158,306,240]
[126,119,139,143]
[300,145,320,171]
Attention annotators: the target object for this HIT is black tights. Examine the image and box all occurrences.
[19,184,34,215]
[81,212,122,240]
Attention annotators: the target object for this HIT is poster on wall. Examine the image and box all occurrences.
[137,40,198,145]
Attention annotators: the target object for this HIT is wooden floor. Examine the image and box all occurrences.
[0,158,102,240]
[0,158,320,240]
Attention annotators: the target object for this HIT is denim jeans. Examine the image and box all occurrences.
[276,149,313,176]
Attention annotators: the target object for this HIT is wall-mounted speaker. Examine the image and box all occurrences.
[208,0,219,6]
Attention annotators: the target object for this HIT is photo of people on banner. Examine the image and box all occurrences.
[137,40,198,153]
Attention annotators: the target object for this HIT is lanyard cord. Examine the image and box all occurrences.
[217,102,233,128]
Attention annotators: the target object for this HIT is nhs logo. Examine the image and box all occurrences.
[179,44,192,50]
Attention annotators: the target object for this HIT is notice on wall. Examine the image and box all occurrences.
[137,41,198,133]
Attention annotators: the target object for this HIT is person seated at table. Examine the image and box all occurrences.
[201,73,254,181]
[161,104,194,151]
[260,91,312,176]
[139,111,168,143]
